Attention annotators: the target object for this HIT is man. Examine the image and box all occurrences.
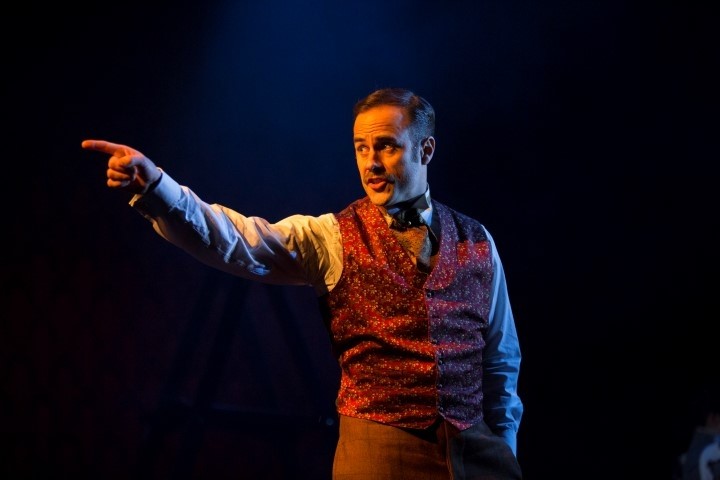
[82,88,524,479]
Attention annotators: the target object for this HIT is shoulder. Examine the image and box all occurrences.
[433,200,488,238]
[276,212,339,235]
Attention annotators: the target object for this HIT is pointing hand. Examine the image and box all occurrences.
[82,139,161,194]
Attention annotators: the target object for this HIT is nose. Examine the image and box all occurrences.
[363,149,383,172]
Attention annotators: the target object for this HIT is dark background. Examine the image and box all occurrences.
[3,1,717,478]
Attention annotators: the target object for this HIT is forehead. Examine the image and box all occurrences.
[353,105,410,138]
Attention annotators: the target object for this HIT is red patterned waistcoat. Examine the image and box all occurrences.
[319,197,494,430]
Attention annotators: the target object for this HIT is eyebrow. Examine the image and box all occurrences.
[353,134,397,144]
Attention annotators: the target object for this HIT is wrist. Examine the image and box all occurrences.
[144,171,163,193]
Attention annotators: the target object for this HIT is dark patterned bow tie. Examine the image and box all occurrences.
[390,208,425,230]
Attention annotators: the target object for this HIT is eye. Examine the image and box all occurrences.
[356,145,368,154]
[382,144,397,153]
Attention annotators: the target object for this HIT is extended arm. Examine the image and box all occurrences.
[82,139,341,294]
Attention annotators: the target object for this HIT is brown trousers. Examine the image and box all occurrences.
[332,415,522,480]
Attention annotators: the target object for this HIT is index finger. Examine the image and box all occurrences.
[81,139,134,156]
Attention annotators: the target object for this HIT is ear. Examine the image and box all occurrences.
[420,136,435,165]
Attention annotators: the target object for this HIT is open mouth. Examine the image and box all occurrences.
[367,177,389,191]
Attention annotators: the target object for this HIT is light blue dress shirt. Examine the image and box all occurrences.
[131,170,523,454]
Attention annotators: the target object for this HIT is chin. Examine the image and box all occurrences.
[365,190,391,206]
[368,194,392,206]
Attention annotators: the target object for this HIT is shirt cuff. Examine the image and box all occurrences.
[129,168,183,218]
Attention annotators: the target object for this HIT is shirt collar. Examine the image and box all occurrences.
[383,185,433,227]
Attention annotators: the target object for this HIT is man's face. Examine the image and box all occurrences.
[353,105,430,207]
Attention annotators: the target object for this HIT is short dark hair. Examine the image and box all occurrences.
[353,88,435,142]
